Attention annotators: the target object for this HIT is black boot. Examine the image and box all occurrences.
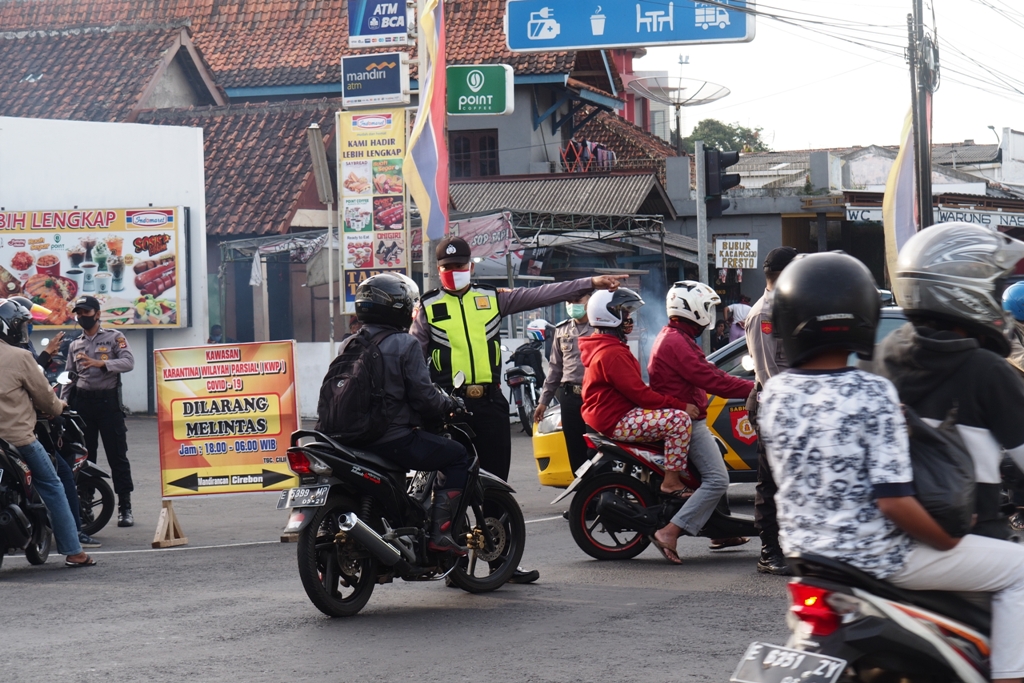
[428,489,467,556]
[117,493,134,528]
[756,543,791,576]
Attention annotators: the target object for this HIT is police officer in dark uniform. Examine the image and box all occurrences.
[62,296,136,527]
[410,236,626,583]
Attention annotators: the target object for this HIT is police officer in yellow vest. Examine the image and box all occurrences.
[411,236,625,583]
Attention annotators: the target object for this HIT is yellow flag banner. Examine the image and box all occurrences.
[882,108,917,284]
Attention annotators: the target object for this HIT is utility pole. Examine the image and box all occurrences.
[695,139,710,354]
[908,0,936,230]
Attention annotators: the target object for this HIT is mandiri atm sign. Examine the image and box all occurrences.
[155,341,300,497]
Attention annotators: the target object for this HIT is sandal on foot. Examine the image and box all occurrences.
[649,536,683,565]
[708,537,750,551]
[659,487,695,500]
[65,554,97,568]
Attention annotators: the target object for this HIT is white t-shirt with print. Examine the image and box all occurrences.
[759,367,916,579]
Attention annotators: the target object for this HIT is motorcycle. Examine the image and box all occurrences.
[48,371,115,535]
[0,436,56,570]
[504,361,539,437]
[279,372,527,617]
[730,553,991,683]
[552,432,756,560]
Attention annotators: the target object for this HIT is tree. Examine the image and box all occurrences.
[679,119,771,155]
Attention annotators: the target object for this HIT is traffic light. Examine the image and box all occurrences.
[704,149,741,219]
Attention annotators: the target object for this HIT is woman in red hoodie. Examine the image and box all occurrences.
[579,289,699,506]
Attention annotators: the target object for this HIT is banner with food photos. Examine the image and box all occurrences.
[337,109,409,314]
[0,207,185,328]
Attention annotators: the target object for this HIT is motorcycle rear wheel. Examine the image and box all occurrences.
[447,488,525,593]
[518,390,535,437]
[78,474,115,536]
[25,520,52,565]
[297,496,378,617]
[569,473,653,560]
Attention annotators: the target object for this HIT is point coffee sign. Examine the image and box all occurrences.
[446,64,514,116]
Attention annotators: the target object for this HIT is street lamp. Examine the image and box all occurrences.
[988,125,1001,145]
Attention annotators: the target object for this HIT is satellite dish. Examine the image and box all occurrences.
[627,77,729,153]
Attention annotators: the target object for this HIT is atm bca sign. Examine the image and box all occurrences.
[446,64,515,116]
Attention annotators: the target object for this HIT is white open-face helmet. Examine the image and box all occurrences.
[666,280,720,328]
[587,288,644,328]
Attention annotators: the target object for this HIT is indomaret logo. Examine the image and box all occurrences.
[351,114,392,130]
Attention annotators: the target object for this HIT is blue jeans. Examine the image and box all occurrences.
[54,454,83,532]
[669,420,729,535]
[15,439,83,556]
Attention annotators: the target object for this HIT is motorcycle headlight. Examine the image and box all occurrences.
[536,410,562,435]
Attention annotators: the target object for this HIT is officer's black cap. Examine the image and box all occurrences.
[436,236,471,266]
[764,246,799,273]
[72,295,101,313]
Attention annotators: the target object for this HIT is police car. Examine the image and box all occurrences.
[532,307,908,487]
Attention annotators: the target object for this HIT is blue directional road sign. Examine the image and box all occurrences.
[505,0,754,51]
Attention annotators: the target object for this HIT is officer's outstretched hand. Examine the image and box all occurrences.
[591,274,629,291]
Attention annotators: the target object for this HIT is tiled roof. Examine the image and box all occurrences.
[451,173,674,217]
[0,0,580,88]
[138,99,340,236]
[0,25,186,121]
[577,108,678,161]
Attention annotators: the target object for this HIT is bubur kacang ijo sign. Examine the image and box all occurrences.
[446,65,514,115]
[715,238,758,269]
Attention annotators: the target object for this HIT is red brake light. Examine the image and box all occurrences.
[788,582,840,636]
[583,435,597,450]
[287,449,312,475]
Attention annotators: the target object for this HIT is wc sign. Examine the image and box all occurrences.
[446,64,515,116]
[348,0,411,47]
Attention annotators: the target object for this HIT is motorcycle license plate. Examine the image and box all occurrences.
[731,643,845,683]
[276,485,330,510]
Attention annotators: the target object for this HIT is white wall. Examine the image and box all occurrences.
[0,116,209,412]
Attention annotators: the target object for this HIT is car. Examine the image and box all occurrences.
[532,308,909,487]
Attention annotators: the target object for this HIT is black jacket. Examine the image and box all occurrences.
[873,323,1024,538]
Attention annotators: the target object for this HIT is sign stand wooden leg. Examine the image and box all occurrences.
[152,500,188,548]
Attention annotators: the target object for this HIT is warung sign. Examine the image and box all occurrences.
[715,238,758,269]
[446,65,515,115]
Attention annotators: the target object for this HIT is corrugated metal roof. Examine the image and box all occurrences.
[933,143,1000,165]
[450,174,674,218]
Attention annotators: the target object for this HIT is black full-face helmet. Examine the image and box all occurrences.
[773,252,881,366]
[354,273,418,330]
[0,298,32,347]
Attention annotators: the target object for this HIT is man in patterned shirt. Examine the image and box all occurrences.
[760,251,1024,683]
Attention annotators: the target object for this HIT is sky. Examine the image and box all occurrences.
[635,0,1024,151]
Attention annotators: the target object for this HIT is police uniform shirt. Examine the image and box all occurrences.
[744,289,787,388]
[539,318,593,406]
[62,326,135,397]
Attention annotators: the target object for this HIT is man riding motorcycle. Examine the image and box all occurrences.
[354,273,471,555]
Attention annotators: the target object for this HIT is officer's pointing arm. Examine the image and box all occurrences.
[104,334,135,373]
[497,275,624,317]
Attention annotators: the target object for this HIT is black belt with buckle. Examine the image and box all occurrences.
[75,388,118,400]
[561,382,583,395]
[463,384,488,399]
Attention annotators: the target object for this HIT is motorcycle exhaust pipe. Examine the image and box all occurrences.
[594,491,659,535]
[338,512,412,573]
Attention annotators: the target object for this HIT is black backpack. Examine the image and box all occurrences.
[904,405,976,538]
[315,329,397,445]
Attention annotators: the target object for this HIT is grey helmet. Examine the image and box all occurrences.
[895,222,1024,356]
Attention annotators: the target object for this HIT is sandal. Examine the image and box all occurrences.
[659,486,695,500]
[65,554,97,568]
[649,536,683,565]
[708,537,750,551]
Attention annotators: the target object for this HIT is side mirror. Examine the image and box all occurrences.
[500,344,509,352]
[57,371,73,385]
[741,355,756,373]
[453,371,466,390]
[41,338,50,347]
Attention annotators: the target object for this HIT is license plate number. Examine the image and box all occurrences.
[731,643,845,683]
[276,486,330,509]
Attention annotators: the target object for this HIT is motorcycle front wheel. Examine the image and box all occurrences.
[569,472,653,560]
[78,474,115,536]
[296,496,378,617]
[447,488,525,593]
[24,517,52,565]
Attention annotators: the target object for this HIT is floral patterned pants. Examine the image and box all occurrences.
[611,407,692,471]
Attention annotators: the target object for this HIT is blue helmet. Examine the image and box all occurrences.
[1003,281,1024,322]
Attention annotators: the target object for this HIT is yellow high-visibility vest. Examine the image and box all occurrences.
[422,285,502,387]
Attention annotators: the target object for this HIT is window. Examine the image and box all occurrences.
[449,129,499,178]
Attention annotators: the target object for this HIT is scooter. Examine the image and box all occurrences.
[0,436,54,570]
[504,362,539,436]
[730,553,991,683]
[553,431,756,560]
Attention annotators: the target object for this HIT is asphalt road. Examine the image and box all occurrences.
[1,418,789,683]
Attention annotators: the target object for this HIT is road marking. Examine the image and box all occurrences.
[525,515,563,524]
[83,517,564,554]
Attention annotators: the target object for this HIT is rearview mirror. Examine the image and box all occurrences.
[41,338,50,347]
[741,355,755,373]
[453,371,466,390]
[57,371,73,386]
[500,344,509,352]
